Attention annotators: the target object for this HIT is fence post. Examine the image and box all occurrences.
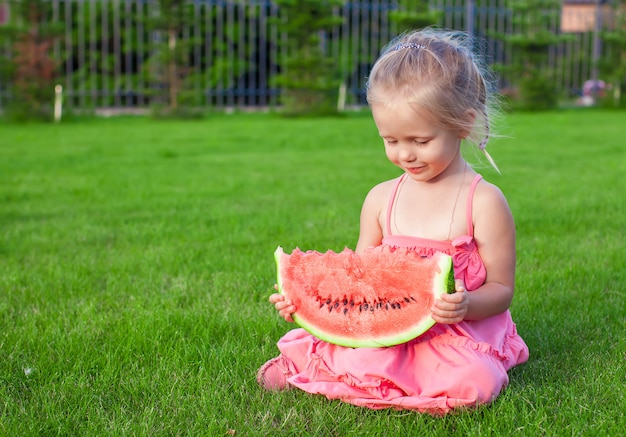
[465,0,474,36]
[591,0,602,86]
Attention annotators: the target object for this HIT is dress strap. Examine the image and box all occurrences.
[466,174,483,237]
[386,174,406,236]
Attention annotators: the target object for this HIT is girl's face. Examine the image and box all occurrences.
[371,101,466,181]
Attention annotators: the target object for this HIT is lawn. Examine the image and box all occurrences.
[0,109,624,435]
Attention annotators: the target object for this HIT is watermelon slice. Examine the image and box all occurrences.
[275,245,455,348]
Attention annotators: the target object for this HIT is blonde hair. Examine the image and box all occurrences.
[366,28,501,172]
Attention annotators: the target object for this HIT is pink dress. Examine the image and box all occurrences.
[274,174,529,414]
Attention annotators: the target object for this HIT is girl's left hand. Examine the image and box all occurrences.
[431,280,470,324]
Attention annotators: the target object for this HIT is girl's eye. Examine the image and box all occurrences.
[415,139,430,145]
[384,139,398,145]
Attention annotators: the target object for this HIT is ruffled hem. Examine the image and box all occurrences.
[275,322,528,414]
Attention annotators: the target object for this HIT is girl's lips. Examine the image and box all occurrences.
[406,166,425,174]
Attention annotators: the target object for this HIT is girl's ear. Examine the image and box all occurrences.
[458,109,477,139]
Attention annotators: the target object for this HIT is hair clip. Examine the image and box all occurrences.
[392,43,425,51]
[479,138,501,174]
[478,122,500,174]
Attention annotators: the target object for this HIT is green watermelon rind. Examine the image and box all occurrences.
[274,246,453,348]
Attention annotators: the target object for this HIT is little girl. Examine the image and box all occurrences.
[257,28,529,415]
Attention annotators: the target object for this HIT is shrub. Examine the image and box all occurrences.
[270,0,345,116]
[0,0,62,121]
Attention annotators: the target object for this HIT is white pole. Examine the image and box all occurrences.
[54,84,63,122]
[337,82,346,112]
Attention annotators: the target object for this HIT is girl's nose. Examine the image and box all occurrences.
[398,142,415,162]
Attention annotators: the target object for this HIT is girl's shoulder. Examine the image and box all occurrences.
[363,176,402,204]
[473,178,509,206]
[472,177,513,224]
[369,176,401,192]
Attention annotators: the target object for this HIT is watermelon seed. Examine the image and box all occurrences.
[410,296,417,302]
[363,303,369,311]
[333,301,339,310]
[350,300,355,307]
[343,298,348,306]
[343,308,348,316]
[326,298,331,305]
[369,305,374,312]
[404,297,410,304]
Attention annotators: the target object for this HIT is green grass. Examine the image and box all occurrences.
[1,109,624,435]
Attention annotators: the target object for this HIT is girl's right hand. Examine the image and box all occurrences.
[269,287,296,323]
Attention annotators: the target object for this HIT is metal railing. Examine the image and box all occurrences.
[0,0,608,111]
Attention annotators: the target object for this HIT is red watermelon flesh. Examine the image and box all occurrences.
[275,245,454,348]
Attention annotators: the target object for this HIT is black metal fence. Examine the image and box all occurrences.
[0,0,610,111]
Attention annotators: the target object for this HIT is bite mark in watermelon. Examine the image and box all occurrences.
[275,245,455,348]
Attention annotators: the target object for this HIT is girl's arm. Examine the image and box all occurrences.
[432,182,516,323]
[355,182,388,254]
